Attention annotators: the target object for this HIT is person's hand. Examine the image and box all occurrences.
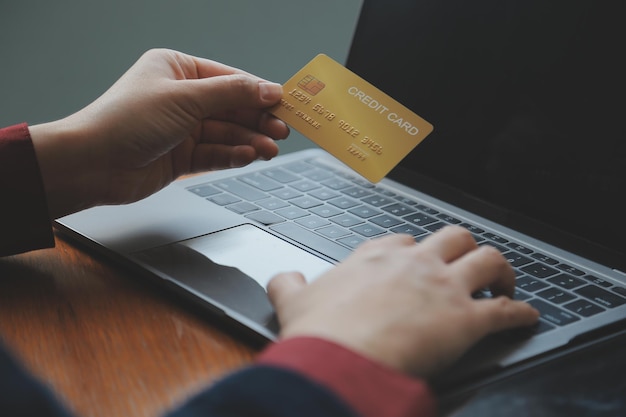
[30,48,289,218]
[267,226,539,377]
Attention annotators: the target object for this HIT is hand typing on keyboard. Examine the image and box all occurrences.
[266,225,540,377]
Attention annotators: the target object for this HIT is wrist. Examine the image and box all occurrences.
[29,118,102,219]
[257,337,437,417]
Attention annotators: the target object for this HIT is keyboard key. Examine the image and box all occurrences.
[414,234,429,243]
[283,161,314,173]
[328,196,360,209]
[291,180,321,192]
[270,223,351,261]
[556,264,585,276]
[529,320,557,335]
[564,299,605,317]
[342,186,373,199]
[424,222,447,233]
[504,252,533,267]
[527,299,580,326]
[536,287,576,304]
[302,168,334,181]
[214,179,267,201]
[270,188,302,200]
[321,178,351,190]
[378,189,396,197]
[350,223,386,238]
[520,262,559,279]
[514,288,533,301]
[352,178,375,188]
[290,196,323,209]
[436,213,461,224]
[296,215,332,229]
[516,276,549,292]
[308,188,340,201]
[546,273,586,290]
[471,233,486,243]
[479,240,509,253]
[583,274,613,288]
[395,196,418,205]
[261,168,300,183]
[575,285,626,308]
[337,235,366,249]
[498,319,556,340]
[317,225,351,239]
[330,213,364,228]
[361,195,394,207]
[226,202,259,214]
[416,204,438,214]
[390,224,427,236]
[239,173,282,191]
[531,252,559,265]
[403,212,437,226]
[383,203,415,217]
[483,232,508,244]
[209,193,241,206]
[245,211,285,225]
[309,205,343,218]
[370,214,403,228]
[274,206,309,220]
[460,223,484,234]
[187,184,221,197]
[348,205,382,219]
[612,286,626,297]
[256,198,290,210]
[506,242,533,254]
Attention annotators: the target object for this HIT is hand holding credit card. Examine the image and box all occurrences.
[270,54,433,183]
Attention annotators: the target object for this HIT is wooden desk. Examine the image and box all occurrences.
[0,233,257,417]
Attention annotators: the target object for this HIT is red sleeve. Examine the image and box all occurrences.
[0,123,54,256]
[256,337,437,417]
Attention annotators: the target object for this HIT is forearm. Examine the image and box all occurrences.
[30,117,103,219]
[0,123,55,256]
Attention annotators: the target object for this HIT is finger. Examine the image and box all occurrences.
[180,75,282,118]
[258,113,290,140]
[210,110,289,140]
[191,140,278,171]
[349,234,416,260]
[449,245,516,297]
[266,271,307,313]
[159,49,264,81]
[199,118,282,148]
[417,225,478,263]
[359,233,416,250]
[473,297,540,335]
[187,53,264,81]
[203,109,289,143]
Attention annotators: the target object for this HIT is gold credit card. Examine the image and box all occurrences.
[270,54,434,183]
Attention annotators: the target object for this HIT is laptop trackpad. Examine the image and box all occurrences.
[131,224,334,332]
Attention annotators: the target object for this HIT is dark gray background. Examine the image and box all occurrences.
[0,0,362,154]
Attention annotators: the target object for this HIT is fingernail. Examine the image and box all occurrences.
[259,81,282,103]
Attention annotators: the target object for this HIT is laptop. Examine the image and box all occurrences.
[55,0,626,400]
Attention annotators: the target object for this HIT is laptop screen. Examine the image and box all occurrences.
[346,0,626,270]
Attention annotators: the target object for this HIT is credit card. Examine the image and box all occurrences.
[270,54,434,183]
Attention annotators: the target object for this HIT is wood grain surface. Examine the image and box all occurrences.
[0,233,257,417]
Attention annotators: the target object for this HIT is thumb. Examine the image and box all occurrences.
[184,74,283,116]
[266,271,307,312]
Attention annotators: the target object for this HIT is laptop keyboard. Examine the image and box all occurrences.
[187,158,626,337]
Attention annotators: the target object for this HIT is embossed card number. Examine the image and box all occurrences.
[270,54,433,183]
